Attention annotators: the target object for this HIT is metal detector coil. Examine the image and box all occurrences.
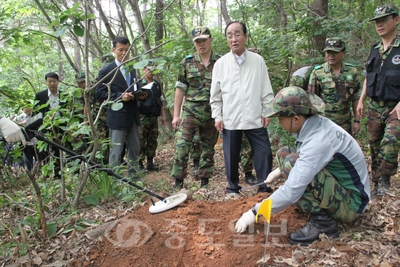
[149,193,187,214]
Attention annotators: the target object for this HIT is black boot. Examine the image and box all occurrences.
[139,160,145,170]
[173,179,183,189]
[244,172,258,185]
[147,157,160,171]
[200,178,209,188]
[288,210,339,246]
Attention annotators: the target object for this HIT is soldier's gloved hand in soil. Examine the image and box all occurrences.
[264,168,281,184]
[235,209,255,233]
[0,117,26,147]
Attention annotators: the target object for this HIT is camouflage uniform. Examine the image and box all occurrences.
[365,5,400,192]
[308,42,361,134]
[171,51,220,181]
[252,86,369,245]
[257,86,370,219]
[189,130,201,163]
[240,135,253,173]
[138,79,163,162]
[289,65,313,90]
[191,131,254,173]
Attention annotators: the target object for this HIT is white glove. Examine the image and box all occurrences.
[264,168,281,184]
[235,209,255,233]
[0,117,26,147]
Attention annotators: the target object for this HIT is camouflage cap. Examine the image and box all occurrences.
[101,54,114,67]
[192,26,212,42]
[370,4,399,21]
[263,86,325,118]
[75,72,85,82]
[323,38,345,52]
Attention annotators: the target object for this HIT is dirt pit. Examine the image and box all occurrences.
[89,193,310,267]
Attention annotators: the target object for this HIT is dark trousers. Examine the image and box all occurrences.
[23,145,38,171]
[223,128,272,193]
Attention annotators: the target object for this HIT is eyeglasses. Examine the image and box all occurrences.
[226,33,244,40]
[374,16,393,24]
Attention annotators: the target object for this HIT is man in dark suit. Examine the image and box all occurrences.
[34,72,62,178]
[95,36,147,181]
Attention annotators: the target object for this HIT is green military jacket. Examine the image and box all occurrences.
[175,51,220,118]
[175,52,220,103]
[308,62,361,116]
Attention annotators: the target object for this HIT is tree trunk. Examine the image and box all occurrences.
[128,0,152,55]
[309,0,328,58]
[155,0,164,46]
[93,0,115,41]
[220,0,231,26]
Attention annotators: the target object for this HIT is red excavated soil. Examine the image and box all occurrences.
[86,142,400,267]
[90,193,309,267]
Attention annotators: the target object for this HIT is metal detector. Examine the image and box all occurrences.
[22,116,187,214]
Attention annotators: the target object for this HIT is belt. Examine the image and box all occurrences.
[371,99,398,107]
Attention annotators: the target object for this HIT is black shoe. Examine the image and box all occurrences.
[139,161,145,170]
[146,158,160,171]
[257,185,273,193]
[244,172,258,185]
[147,162,160,171]
[200,178,209,188]
[173,179,183,189]
[288,211,339,246]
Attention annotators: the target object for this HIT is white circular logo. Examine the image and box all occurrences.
[392,55,400,65]
[104,218,153,248]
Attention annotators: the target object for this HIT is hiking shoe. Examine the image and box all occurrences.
[377,175,390,196]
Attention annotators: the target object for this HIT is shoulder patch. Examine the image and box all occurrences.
[345,62,354,67]
[314,65,322,70]
[185,54,194,59]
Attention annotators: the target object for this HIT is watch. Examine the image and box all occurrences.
[354,120,360,123]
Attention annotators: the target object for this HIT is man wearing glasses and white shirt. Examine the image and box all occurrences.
[210,21,274,195]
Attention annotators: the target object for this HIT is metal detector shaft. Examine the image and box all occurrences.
[34,132,165,201]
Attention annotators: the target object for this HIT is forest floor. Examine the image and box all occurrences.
[1,138,400,267]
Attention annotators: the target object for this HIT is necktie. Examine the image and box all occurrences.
[124,67,130,86]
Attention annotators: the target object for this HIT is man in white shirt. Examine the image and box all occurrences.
[210,21,274,194]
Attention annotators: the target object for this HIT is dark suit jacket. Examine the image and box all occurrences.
[95,61,141,130]
[34,89,51,115]
[34,89,66,134]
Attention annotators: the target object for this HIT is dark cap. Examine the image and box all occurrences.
[192,26,211,42]
[75,72,85,82]
[323,38,345,52]
[370,4,399,21]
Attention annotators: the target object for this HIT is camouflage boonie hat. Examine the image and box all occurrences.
[75,72,85,82]
[192,26,212,42]
[263,86,325,118]
[323,38,345,52]
[370,4,399,21]
[101,54,114,67]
